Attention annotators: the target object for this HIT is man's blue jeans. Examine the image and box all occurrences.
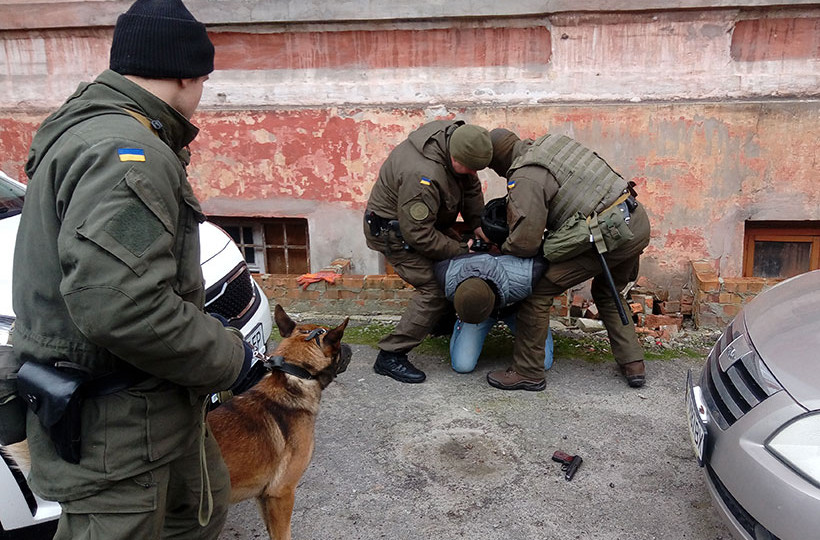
[449,315,554,374]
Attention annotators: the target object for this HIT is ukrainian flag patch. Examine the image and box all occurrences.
[419,176,431,186]
[507,179,516,189]
[118,148,146,162]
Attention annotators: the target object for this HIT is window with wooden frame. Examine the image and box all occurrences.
[743,221,820,279]
[208,217,310,275]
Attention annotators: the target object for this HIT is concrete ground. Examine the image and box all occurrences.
[219,340,733,540]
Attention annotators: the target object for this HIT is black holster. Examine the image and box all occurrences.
[17,361,87,464]
[16,361,149,464]
[364,211,411,253]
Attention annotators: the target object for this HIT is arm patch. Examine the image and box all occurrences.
[409,201,430,221]
[104,201,165,257]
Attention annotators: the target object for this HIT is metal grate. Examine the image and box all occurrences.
[699,320,782,430]
[205,263,256,321]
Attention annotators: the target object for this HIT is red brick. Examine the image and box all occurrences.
[644,314,683,330]
[635,327,660,337]
[338,290,358,300]
[384,275,409,289]
[322,289,341,300]
[339,276,365,290]
[721,303,742,318]
[659,300,680,314]
[364,275,386,289]
[719,292,741,304]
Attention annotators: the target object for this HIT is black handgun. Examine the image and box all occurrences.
[552,450,583,481]
[470,237,491,252]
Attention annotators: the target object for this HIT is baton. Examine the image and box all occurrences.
[592,238,630,326]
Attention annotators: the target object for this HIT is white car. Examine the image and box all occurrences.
[0,170,272,538]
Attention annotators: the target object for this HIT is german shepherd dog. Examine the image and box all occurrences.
[209,304,351,540]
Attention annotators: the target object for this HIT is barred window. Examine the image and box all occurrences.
[208,217,310,275]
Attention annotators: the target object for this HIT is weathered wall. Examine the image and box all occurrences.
[1,1,818,309]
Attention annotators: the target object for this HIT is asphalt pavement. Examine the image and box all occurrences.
[219,341,733,540]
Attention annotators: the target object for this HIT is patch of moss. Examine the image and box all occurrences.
[271,321,704,362]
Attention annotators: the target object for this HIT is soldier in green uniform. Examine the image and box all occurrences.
[11,0,252,538]
[364,121,493,383]
[486,128,651,391]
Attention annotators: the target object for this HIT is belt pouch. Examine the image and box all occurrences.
[16,361,88,464]
[541,212,594,263]
[597,203,634,252]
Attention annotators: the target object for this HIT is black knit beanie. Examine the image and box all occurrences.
[110,0,214,79]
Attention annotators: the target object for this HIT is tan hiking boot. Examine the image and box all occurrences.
[620,360,646,388]
[486,368,546,391]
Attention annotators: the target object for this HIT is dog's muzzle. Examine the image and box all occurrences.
[336,343,352,375]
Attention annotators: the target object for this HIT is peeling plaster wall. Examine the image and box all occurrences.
[1,1,818,298]
[182,101,818,289]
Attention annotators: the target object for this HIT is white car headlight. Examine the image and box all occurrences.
[766,412,820,488]
[0,316,12,347]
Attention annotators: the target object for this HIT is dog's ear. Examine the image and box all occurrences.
[323,317,349,349]
[274,304,297,338]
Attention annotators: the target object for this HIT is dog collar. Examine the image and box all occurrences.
[263,355,315,380]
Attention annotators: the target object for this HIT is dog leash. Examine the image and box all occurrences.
[197,398,213,527]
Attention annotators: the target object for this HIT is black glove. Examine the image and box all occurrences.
[209,312,252,390]
[231,341,253,391]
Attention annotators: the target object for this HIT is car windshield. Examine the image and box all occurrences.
[0,175,25,218]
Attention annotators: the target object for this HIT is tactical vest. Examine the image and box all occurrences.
[508,134,628,228]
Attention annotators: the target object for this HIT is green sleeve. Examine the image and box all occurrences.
[501,167,551,258]
[460,175,485,230]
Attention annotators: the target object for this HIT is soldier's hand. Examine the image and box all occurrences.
[473,226,491,243]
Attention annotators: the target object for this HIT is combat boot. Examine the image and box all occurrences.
[620,360,646,388]
[373,350,426,383]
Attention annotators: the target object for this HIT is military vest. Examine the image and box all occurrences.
[508,134,628,228]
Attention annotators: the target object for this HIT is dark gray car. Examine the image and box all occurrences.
[687,269,820,540]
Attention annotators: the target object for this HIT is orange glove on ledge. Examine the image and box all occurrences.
[296,271,341,290]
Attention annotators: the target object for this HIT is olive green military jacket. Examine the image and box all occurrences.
[365,120,483,261]
[501,136,628,258]
[12,70,246,501]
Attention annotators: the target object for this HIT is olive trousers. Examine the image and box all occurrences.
[512,203,652,379]
[377,248,450,354]
[54,426,231,540]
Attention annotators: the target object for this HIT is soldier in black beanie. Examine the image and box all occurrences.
[13,1,249,539]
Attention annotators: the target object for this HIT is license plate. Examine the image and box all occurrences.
[686,370,708,466]
[244,322,265,358]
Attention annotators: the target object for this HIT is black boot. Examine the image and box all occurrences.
[373,350,426,383]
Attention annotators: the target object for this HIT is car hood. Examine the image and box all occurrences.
[743,269,820,411]
[0,214,20,318]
